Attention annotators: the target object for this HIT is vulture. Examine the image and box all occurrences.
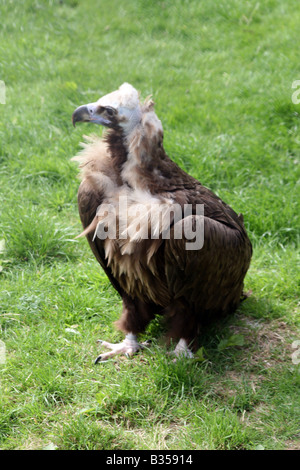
[71,83,252,362]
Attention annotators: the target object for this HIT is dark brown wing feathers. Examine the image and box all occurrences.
[77,179,125,297]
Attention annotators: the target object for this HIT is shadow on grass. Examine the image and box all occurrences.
[88,295,295,418]
[125,294,297,410]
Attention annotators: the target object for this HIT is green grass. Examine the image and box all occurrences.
[0,0,299,450]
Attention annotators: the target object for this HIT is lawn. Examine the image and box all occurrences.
[0,0,299,450]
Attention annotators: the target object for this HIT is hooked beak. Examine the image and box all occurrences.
[72,102,111,127]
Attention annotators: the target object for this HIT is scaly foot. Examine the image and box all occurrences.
[173,339,194,359]
[94,333,149,363]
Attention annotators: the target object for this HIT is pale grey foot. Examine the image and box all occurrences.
[94,333,149,363]
[172,338,194,360]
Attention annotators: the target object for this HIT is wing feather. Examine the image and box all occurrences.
[164,215,252,320]
[77,179,124,297]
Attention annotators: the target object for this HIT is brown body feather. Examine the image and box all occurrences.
[73,97,252,350]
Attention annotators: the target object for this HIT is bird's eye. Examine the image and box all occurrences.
[106,107,115,117]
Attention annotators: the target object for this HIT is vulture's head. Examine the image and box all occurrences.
[72,83,142,135]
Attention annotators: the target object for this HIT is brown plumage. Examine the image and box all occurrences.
[71,83,252,362]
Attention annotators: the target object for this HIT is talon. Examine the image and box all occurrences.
[94,355,102,364]
[94,354,110,364]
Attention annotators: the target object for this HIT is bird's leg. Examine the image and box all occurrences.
[173,338,194,359]
[94,333,149,363]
